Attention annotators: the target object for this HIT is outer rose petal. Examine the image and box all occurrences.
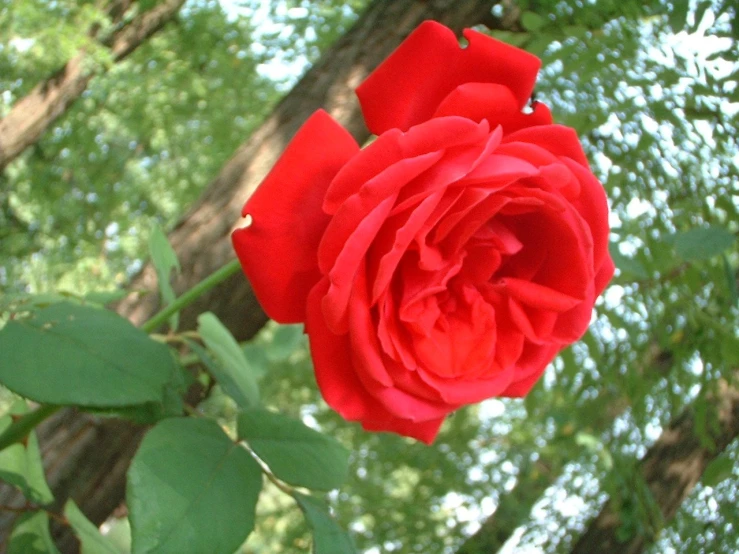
[357,21,540,134]
[433,83,554,132]
[232,110,359,323]
[362,414,444,445]
[594,254,616,295]
[560,157,612,272]
[306,279,444,444]
[504,125,589,167]
[501,342,561,397]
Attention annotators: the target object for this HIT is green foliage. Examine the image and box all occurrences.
[0,403,53,505]
[295,492,358,554]
[148,223,181,330]
[672,226,736,261]
[8,510,59,554]
[521,11,548,32]
[1,0,280,293]
[197,312,260,408]
[127,417,263,554]
[64,500,122,554]
[702,452,734,488]
[238,408,350,491]
[0,302,178,406]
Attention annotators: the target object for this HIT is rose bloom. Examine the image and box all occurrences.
[233,21,614,444]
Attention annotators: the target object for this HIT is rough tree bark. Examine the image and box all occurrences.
[0,0,498,550]
[455,345,675,554]
[571,376,739,554]
[0,0,186,171]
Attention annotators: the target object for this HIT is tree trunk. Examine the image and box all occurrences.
[0,0,186,171]
[0,0,498,550]
[571,376,739,554]
[455,345,675,554]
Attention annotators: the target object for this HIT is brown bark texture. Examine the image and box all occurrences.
[571,377,739,554]
[0,0,498,551]
[0,0,186,172]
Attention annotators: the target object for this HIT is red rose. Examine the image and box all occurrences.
[232,21,614,444]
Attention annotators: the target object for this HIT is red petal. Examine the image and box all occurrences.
[322,196,397,333]
[433,83,553,132]
[306,279,447,444]
[416,364,515,404]
[504,125,589,167]
[371,191,445,303]
[561,157,611,273]
[324,117,486,215]
[503,277,582,312]
[361,414,445,445]
[357,21,541,134]
[232,110,359,323]
[594,254,616,295]
[501,342,560,397]
[306,278,370,420]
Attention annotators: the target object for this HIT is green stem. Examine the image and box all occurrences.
[0,405,61,452]
[141,258,242,334]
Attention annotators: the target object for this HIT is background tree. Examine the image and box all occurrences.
[0,0,737,553]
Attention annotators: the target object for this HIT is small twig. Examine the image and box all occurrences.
[183,404,205,418]
[240,442,295,496]
[141,259,241,334]
[0,503,68,526]
[0,405,61,452]
[628,262,691,288]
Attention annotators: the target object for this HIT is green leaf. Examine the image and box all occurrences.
[82,393,182,424]
[82,360,186,424]
[148,223,180,330]
[673,227,735,261]
[610,245,649,280]
[491,30,530,48]
[690,0,712,33]
[723,254,738,307]
[127,418,262,554]
[83,290,128,307]
[575,432,600,450]
[668,0,690,31]
[721,334,739,367]
[238,408,349,491]
[64,500,121,554]
[185,338,257,409]
[0,403,54,504]
[24,431,54,504]
[521,11,547,32]
[8,511,60,554]
[0,292,74,315]
[197,312,260,408]
[295,493,357,554]
[242,342,270,380]
[265,324,305,361]
[0,302,177,407]
[702,455,734,488]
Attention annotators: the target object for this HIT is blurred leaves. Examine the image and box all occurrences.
[8,510,59,554]
[673,227,736,261]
